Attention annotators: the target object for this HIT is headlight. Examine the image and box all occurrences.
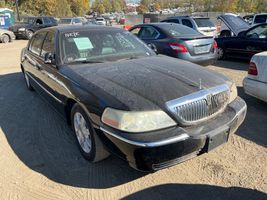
[101,108,177,133]
[229,82,237,103]
[18,28,26,31]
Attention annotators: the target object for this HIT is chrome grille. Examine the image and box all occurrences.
[166,84,230,125]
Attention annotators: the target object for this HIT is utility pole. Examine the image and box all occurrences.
[15,0,20,21]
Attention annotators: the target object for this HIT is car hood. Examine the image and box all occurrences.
[218,14,250,35]
[64,56,230,111]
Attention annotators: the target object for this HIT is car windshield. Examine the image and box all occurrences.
[60,29,154,64]
[59,18,72,24]
[18,17,35,24]
[160,24,200,37]
[193,18,215,28]
[96,18,104,21]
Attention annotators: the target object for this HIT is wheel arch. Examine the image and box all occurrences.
[65,98,77,125]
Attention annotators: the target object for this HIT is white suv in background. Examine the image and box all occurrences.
[161,16,216,37]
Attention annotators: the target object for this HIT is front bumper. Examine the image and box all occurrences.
[243,77,267,103]
[99,97,247,171]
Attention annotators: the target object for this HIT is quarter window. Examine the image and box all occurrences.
[41,32,55,58]
[130,27,141,36]
[29,32,47,56]
[182,19,193,28]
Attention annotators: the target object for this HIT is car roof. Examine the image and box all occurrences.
[135,22,184,27]
[39,25,122,33]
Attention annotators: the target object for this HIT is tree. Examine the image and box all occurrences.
[103,0,112,13]
[97,4,105,14]
[154,2,161,11]
[136,4,148,14]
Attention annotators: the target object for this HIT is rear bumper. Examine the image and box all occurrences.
[243,77,267,102]
[177,52,217,66]
[99,97,247,171]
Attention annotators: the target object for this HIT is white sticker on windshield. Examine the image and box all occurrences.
[65,32,79,38]
[73,37,94,50]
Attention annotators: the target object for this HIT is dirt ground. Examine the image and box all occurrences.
[0,40,266,200]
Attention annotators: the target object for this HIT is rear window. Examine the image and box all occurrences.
[254,15,267,24]
[193,18,215,28]
[160,24,200,37]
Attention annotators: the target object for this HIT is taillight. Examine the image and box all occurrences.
[169,43,188,53]
[213,41,217,49]
[248,62,258,76]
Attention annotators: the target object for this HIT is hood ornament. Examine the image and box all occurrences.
[199,78,202,90]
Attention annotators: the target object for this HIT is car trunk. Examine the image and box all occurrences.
[217,14,250,36]
[174,36,214,56]
[251,53,267,82]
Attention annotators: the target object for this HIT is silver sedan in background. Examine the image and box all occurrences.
[129,23,218,66]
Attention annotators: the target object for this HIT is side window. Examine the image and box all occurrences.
[41,32,55,58]
[139,26,160,39]
[43,17,52,24]
[29,32,47,56]
[254,15,267,24]
[130,27,141,36]
[182,19,193,28]
[74,18,82,24]
[246,24,267,39]
[35,18,43,25]
[169,19,180,24]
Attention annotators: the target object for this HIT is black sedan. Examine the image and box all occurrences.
[216,13,267,60]
[21,26,247,171]
[129,23,217,66]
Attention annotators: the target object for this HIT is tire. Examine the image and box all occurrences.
[26,30,34,40]
[23,71,34,91]
[217,47,225,60]
[1,34,9,43]
[71,104,109,162]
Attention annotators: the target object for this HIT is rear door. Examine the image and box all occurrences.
[24,31,47,88]
[35,31,67,112]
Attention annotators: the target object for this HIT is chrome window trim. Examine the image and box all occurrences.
[166,84,230,126]
[100,127,189,147]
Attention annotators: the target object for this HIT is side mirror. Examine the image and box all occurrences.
[147,43,158,54]
[44,52,55,65]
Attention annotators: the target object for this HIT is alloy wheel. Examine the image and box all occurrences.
[73,112,92,153]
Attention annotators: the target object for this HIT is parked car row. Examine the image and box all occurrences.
[3,15,111,42]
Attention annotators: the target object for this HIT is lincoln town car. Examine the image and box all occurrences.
[20,26,247,171]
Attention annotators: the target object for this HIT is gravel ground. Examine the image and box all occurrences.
[0,40,266,200]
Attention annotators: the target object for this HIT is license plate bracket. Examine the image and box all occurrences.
[194,45,210,54]
[207,129,230,152]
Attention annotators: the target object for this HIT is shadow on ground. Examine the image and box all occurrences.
[0,72,145,189]
[237,87,267,148]
[214,59,248,71]
[0,72,266,190]
[122,184,267,200]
